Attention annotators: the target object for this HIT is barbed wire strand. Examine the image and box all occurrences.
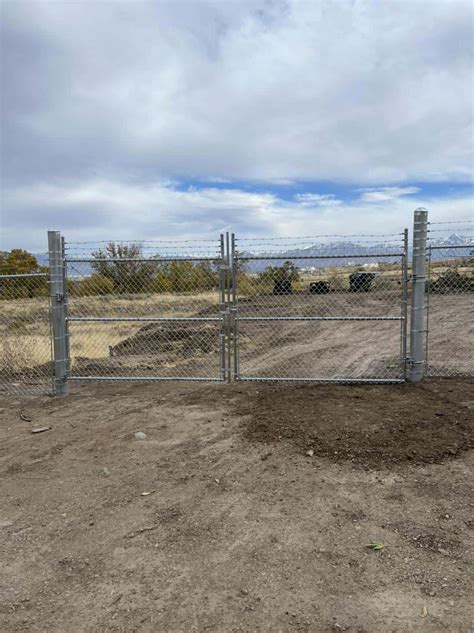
[237,233,404,241]
[429,220,474,225]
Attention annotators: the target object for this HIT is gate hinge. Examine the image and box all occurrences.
[407,357,424,366]
[55,292,65,303]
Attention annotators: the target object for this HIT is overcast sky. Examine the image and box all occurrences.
[1,0,473,251]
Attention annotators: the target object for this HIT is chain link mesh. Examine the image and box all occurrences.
[3,226,471,392]
[0,273,53,395]
[425,238,474,377]
[64,240,225,381]
[233,235,407,382]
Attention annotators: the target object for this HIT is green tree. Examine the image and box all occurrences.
[0,249,48,299]
[0,249,41,275]
[156,261,194,293]
[91,243,156,293]
[258,260,300,284]
[191,261,219,290]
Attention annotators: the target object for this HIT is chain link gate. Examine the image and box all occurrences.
[0,229,411,394]
[230,232,409,383]
[3,214,473,396]
[63,236,229,383]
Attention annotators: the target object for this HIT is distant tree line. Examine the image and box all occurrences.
[1,245,309,300]
[0,250,48,299]
[69,243,221,296]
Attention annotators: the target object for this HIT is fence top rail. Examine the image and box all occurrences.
[235,232,405,241]
[65,245,222,253]
[428,244,474,251]
[234,241,405,252]
[0,272,48,279]
[235,252,405,261]
[428,229,473,234]
[65,238,221,245]
[65,256,221,263]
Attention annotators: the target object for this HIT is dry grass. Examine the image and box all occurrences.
[67,291,219,317]
[67,292,219,363]
[0,292,220,368]
[0,297,51,370]
[1,275,472,377]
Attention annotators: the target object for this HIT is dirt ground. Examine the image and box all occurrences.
[1,378,473,632]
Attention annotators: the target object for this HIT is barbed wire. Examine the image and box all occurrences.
[66,238,219,245]
[64,246,222,254]
[428,220,474,225]
[235,239,404,248]
[428,229,473,234]
[236,232,404,241]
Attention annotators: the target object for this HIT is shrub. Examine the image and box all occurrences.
[77,273,115,296]
[429,269,473,293]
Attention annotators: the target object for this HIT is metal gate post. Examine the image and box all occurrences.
[61,236,71,377]
[225,232,232,383]
[401,228,409,378]
[409,208,428,382]
[48,230,69,396]
[231,233,239,381]
[219,233,226,381]
[425,244,432,374]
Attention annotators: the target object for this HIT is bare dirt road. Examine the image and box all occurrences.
[1,379,473,632]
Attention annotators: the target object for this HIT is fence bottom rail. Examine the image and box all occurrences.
[235,377,405,384]
[68,376,224,382]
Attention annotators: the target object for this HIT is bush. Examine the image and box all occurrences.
[77,273,115,296]
[258,261,300,284]
[429,269,473,294]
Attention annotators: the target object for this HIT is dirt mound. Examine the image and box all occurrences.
[109,322,218,356]
[238,380,473,468]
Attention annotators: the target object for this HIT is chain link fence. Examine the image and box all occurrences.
[425,221,474,377]
[0,272,53,395]
[64,238,227,382]
[232,233,408,382]
[1,214,473,396]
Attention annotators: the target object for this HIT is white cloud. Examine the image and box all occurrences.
[1,1,472,248]
[295,194,342,206]
[2,0,473,186]
[2,180,472,252]
[358,187,421,202]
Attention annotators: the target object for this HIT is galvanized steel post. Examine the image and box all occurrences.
[61,236,71,377]
[401,228,409,378]
[48,230,69,396]
[409,208,428,382]
[219,233,226,382]
[225,232,232,383]
[231,233,239,381]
